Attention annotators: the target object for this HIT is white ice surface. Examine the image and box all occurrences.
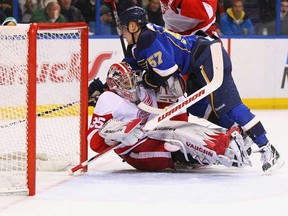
[1,110,288,216]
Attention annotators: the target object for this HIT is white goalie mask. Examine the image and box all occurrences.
[106,62,138,102]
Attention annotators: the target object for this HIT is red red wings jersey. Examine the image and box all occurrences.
[160,0,217,35]
[87,88,157,153]
[87,88,189,171]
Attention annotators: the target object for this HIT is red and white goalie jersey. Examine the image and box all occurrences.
[87,87,187,171]
[160,0,217,35]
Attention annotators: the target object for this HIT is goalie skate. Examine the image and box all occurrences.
[171,150,211,170]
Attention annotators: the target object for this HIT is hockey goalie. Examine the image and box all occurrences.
[87,62,251,171]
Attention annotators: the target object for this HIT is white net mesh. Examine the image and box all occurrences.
[0,24,86,194]
[0,25,30,194]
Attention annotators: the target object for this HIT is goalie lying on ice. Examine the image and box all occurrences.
[87,62,251,171]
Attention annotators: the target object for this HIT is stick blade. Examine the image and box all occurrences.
[69,164,84,175]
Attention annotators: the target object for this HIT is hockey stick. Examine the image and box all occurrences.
[69,117,142,174]
[0,101,79,129]
[136,98,165,115]
[143,42,224,130]
[104,0,127,56]
[69,143,118,174]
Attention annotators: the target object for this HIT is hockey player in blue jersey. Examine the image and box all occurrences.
[117,6,284,173]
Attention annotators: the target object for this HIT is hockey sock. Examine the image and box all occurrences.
[226,103,269,148]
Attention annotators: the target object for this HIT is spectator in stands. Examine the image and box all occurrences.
[216,0,234,22]
[91,4,116,35]
[145,0,164,26]
[59,0,85,22]
[75,0,95,25]
[220,0,255,35]
[30,0,66,23]
[0,9,6,23]
[2,16,17,25]
[0,0,23,21]
[259,0,288,35]
[217,0,226,23]
[19,0,44,23]
[142,0,149,7]
[0,0,13,17]
[116,0,142,15]
[259,0,276,24]
[281,0,288,34]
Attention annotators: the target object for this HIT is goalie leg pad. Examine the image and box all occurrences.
[121,139,175,171]
[147,121,252,168]
[164,142,181,152]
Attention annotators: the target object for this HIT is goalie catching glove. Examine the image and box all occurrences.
[99,118,144,146]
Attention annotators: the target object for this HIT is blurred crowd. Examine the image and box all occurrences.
[0,0,287,36]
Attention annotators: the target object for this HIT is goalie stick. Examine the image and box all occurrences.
[142,42,224,130]
[72,40,222,173]
[69,117,142,174]
[0,101,79,129]
[69,143,118,174]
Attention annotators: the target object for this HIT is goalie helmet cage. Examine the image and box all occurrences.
[0,23,89,196]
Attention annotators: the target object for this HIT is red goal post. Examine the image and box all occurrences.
[0,22,89,196]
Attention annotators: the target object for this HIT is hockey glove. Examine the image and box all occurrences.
[165,74,186,98]
[88,78,107,107]
[142,71,160,91]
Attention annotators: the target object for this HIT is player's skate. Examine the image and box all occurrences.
[257,143,284,172]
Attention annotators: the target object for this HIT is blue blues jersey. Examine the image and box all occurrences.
[124,23,197,77]
[123,24,269,150]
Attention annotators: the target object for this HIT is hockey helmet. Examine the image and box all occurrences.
[2,17,17,26]
[119,6,148,28]
[106,62,138,102]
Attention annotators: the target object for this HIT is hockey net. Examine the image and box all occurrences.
[0,23,88,195]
